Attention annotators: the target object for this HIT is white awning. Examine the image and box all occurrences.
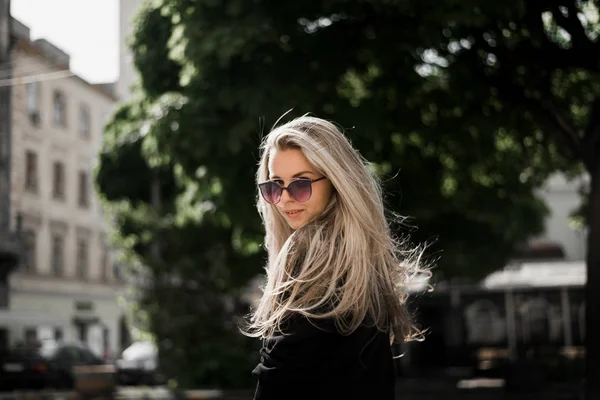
[481,260,586,289]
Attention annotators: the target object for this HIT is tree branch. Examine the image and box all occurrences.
[524,1,600,71]
[476,30,600,73]
[540,99,584,161]
[469,57,583,162]
[550,2,592,50]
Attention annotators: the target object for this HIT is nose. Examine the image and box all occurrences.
[278,187,294,205]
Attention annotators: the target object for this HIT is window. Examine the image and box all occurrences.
[99,234,110,282]
[76,238,89,279]
[79,104,91,138]
[24,328,37,345]
[75,323,87,343]
[78,171,89,208]
[26,82,39,112]
[53,90,67,127]
[103,250,112,282]
[100,246,108,282]
[75,300,93,311]
[51,234,64,276]
[464,300,504,344]
[26,82,41,125]
[22,230,37,272]
[52,162,65,200]
[54,327,64,342]
[24,151,38,192]
[519,298,561,344]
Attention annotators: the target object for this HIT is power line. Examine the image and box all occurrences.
[0,60,72,80]
[0,60,50,77]
[0,70,74,88]
[0,56,62,71]
[0,63,59,80]
[0,57,75,81]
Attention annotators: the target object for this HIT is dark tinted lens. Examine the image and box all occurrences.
[288,179,312,203]
[259,182,281,204]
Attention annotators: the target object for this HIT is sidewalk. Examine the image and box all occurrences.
[0,380,584,400]
[393,378,583,400]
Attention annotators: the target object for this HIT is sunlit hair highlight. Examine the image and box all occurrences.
[243,115,429,344]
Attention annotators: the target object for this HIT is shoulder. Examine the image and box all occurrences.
[254,314,392,378]
[267,314,337,347]
[266,313,385,354]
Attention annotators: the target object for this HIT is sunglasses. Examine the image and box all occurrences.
[258,176,327,204]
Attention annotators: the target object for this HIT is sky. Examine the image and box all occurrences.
[11,0,120,84]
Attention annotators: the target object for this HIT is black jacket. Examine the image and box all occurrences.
[252,315,395,400]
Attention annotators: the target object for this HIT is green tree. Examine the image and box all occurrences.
[95,0,594,390]
[405,2,600,396]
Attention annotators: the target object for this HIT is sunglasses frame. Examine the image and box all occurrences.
[258,176,327,204]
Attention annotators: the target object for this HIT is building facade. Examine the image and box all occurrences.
[0,0,21,355]
[0,18,123,359]
[117,0,143,102]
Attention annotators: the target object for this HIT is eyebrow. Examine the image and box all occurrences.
[270,170,316,179]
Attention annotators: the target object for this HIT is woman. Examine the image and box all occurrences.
[244,115,425,400]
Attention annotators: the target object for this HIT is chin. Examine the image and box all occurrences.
[286,217,308,230]
[287,221,303,230]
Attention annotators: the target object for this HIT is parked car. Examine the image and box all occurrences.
[0,341,108,391]
[116,341,165,386]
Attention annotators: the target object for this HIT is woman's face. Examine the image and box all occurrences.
[267,148,333,230]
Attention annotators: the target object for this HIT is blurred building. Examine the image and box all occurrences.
[0,0,20,354]
[402,174,589,384]
[401,261,585,387]
[0,17,124,359]
[117,0,144,102]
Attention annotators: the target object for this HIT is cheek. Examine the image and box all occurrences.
[311,189,332,212]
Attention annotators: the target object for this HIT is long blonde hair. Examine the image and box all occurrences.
[244,115,426,343]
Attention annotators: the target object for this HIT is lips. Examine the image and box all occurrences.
[283,209,304,219]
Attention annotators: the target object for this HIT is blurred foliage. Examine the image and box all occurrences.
[96,0,600,389]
